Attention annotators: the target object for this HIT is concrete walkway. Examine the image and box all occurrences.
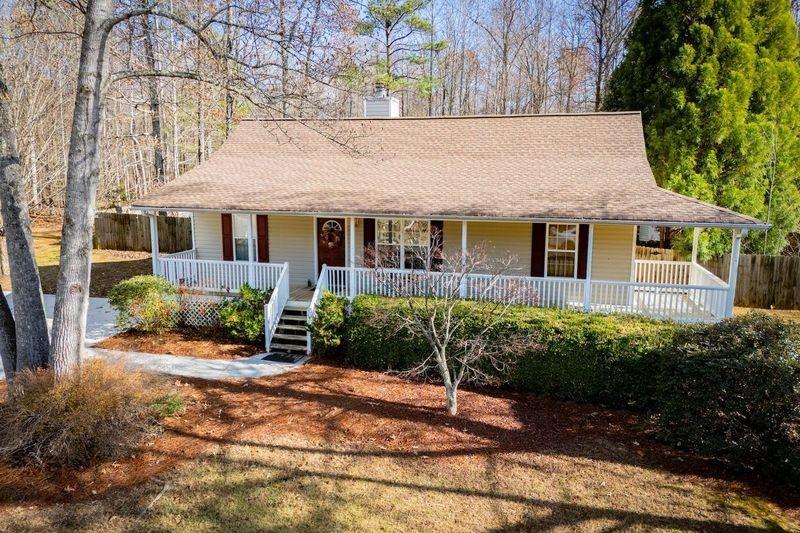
[4,292,305,380]
[92,348,308,380]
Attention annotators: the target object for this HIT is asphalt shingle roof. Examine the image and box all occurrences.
[133,112,767,228]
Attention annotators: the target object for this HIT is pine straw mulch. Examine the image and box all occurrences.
[94,329,264,360]
[0,362,797,524]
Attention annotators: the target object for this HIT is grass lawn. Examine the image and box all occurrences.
[0,363,797,531]
[1,220,150,297]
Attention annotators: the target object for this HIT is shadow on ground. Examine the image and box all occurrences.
[38,258,150,297]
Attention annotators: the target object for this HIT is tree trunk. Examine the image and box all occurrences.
[0,62,50,372]
[224,4,234,136]
[0,287,17,389]
[445,384,458,415]
[141,5,165,184]
[49,0,115,378]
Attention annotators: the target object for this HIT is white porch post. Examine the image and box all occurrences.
[149,213,160,276]
[691,227,701,264]
[349,217,356,299]
[247,214,255,287]
[726,229,744,317]
[190,212,197,252]
[583,224,594,312]
[460,220,468,298]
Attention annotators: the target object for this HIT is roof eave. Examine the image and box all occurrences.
[129,204,769,231]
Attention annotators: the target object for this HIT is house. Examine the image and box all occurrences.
[132,90,768,354]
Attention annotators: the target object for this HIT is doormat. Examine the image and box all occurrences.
[262,353,299,363]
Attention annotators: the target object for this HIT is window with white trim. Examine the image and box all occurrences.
[376,219,430,269]
[546,223,578,277]
[233,214,256,262]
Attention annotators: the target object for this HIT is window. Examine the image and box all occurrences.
[376,219,430,269]
[233,214,255,262]
[546,223,578,277]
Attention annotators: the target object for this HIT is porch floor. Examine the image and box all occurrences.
[289,286,315,302]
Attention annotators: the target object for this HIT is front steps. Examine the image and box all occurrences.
[268,301,309,357]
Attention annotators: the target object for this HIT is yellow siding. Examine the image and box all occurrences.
[442,220,531,276]
[269,215,315,286]
[591,224,635,282]
[193,211,223,261]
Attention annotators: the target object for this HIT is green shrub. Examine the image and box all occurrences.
[218,283,272,342]
[345,295,674,408]
[109,275,178,333]
[0,361,181,467]
[309,292,348,356]
[654,313,800,482]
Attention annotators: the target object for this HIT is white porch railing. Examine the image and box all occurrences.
[263,262,290,349]
[590,280,728,322]
[156,251,285,293]
[634,260,728,289]
[321,265,730,323]
[306,264,330,354]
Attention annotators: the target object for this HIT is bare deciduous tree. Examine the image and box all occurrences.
[0,61,50,381]
[365,227,534,415]
[580,0,638,110]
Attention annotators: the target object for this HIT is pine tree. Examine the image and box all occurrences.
[605,0,800,256]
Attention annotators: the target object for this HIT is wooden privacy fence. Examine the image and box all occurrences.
[93,212,192,253]
[704,254,800,309]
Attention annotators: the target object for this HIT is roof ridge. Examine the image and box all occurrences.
[239,111,642,122]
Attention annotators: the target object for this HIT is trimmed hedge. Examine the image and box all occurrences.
[218,284,273,342]
[653,314,800,478]
[313,295,800,482]
[308,292,348,356]
[346,295,675,408]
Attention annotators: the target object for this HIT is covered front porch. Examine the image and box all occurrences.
[148,213,742,326]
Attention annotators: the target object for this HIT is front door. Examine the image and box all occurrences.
[317,218,346,273]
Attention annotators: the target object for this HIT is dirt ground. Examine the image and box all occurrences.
[95,329,264,359]
[0,362,797,531]
[1,219,150,297]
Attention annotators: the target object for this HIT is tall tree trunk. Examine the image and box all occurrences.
[224,5,234,136]
[0,62,50,374]
[0,287,16,390]
[50,0,115,378]
[141,6,165,184]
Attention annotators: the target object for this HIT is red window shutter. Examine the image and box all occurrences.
[221,213,233,261]
[531,223,546,277]
[577,224,590,279]
[256,215,269,263]
[430,220,444,269]
[363,218,375,267]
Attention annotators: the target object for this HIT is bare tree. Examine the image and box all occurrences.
[0,61,50,379]
[580,0,638,110]
[365,226,533,415]
[4,0,353,377]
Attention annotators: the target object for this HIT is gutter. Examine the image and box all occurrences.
[130,204,770,231]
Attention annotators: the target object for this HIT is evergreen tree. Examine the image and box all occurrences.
[605,0,800,256]
[358,0,447,98]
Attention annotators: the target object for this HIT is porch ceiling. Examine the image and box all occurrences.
[133,114,768,230]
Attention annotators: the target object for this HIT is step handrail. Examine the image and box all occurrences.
[263,262,290,350]
[306,264,329,354]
